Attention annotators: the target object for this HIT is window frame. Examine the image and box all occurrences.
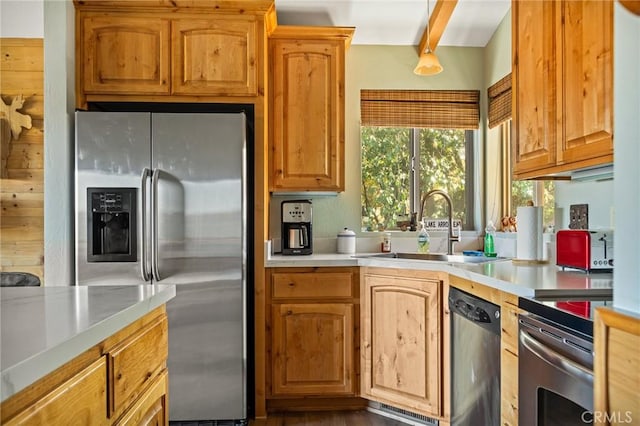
[501,120,555,228]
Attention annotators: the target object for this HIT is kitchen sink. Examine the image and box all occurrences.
[362,252,508,264]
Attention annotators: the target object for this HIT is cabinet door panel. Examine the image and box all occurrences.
[559,0,613,164]
[361,274,441,416]
[4,357,108,426]
[271,39,343,191]
[81,15,170,94]
[512,0,560,175]
[172,18,257,96]
[271,303,355,396]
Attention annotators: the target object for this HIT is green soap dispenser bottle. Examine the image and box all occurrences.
[484,220,496,256]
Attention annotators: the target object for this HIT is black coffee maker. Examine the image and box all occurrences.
[281,200,312,255]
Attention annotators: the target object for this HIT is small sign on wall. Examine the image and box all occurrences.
[423,218,462,231]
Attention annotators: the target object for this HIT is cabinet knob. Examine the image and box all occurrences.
[286,310,293,315]
[288,282,295,287]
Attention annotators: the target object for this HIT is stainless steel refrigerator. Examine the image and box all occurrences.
[75,110,248,423]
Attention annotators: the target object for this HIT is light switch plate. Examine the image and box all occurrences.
[569,204,589,229]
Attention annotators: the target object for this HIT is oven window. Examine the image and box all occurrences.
[538,388,590,425]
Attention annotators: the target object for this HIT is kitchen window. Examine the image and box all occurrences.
[488,75,555,230]
[360,90,479,232]
[501,121,556,230]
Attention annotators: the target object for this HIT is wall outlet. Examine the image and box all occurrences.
[569,204,589,229]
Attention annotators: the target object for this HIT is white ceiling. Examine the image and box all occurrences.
[274,0,511,47]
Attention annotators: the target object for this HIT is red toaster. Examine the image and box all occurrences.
[556,230,613,272]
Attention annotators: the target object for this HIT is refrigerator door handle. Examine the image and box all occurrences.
[151,168,162,281]
[141,168,152,281]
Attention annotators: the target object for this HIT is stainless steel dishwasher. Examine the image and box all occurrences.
[449,287,501,426]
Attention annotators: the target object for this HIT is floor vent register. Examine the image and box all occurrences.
[368,402,438,425]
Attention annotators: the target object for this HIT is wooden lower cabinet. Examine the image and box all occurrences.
[500,302,521,426]
[594,308,640,426]
[1,307,169,426]
[360,268,447,420]
[266,267,363,411]
[271,303,354,395]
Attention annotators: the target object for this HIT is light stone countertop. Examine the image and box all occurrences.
[266,252,613,300]
[0,284,176,403]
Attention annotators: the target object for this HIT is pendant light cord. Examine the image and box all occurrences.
[426,0,432,53]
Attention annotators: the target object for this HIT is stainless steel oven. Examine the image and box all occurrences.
[518,297,610,426]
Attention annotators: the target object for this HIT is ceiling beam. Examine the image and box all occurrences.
[417,0,458,55]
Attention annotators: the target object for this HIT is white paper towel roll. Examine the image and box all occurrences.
[516,206,543,260]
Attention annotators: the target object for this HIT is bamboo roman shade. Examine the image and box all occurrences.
[360,89,480,130]
[487,74,512,129]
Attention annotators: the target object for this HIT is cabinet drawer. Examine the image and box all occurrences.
[4,357,108,425]
[114,370,168,426]
[272,272,355,300]
[108,316,168,417]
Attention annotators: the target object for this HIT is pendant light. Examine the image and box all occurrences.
[414,0,443,75]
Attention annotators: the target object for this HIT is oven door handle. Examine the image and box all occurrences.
[520,329,592,385]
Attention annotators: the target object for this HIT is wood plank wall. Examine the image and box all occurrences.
[0,39,45,283]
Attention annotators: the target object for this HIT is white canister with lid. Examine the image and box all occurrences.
[337,228,357,254]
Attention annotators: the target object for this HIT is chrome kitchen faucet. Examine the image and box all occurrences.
[419,189,460,255]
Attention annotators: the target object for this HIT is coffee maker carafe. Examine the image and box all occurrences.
[281,200,312,255]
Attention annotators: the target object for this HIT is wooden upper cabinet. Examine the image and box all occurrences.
[80,14,171,95]
[74,1,274,106]
[512,0,559,176]
[172,16,258,96]
[559,0,613,165]
[512,0,613,179]
[270,27,354,192]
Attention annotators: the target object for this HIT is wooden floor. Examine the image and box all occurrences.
[250,410,406,426]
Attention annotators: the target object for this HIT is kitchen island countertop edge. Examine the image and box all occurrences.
[1,284,176,402]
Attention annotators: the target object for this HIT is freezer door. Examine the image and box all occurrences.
[151,113,247,421]
[75,111,151,285]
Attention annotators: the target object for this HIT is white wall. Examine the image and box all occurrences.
[43,0,75,286]
[553,180,614,230]
[1,0,75,285]
[0,0,43,38]
[613,3,640,313]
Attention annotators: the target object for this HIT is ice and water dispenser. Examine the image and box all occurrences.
[87,188,137,262]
